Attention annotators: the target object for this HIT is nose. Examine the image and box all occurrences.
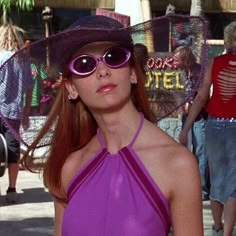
[96,60,110,79]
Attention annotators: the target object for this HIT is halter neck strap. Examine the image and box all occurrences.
[97,128,105,149]
[96,112,144,149]
[129,112,144,147]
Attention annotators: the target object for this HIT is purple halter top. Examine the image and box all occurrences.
[62,114,171,236]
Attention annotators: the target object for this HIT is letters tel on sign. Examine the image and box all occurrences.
[143,52,190,119]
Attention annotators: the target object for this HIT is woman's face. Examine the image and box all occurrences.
[173,52,185,69]
[65,42,137,112]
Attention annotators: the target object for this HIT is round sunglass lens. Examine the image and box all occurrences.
[73,56,96,74]
[105,47,129,67]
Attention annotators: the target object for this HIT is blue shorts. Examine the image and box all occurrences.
[206,118,236,203]
[0,118,20,164]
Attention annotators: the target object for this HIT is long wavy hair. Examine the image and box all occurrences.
[22,54,155,203]
[0,24,25,52]
[173,45,197,69]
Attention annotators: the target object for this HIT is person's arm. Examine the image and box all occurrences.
[51,73,63,89]
[22,60,34,130]
[182,101,190,115]
[53,198,66,236]
[179,60,213,145]
[22,88,33,130]
[170,148,203,236]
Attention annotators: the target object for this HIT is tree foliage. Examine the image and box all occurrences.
[15,0,34,11]
[0,0,34,24]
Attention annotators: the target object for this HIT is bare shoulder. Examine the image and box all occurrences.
[137,121,203,234]
[140,119,195,162]
[60,136,100,193]
[136,120,200,199]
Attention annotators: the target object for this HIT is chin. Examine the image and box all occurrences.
[90,97,131,114]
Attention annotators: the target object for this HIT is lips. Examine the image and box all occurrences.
[96,83,117,93]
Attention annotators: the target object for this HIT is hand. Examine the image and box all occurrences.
[179,130,188,146]
[51,76,63,89]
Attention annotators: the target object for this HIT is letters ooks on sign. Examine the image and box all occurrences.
[144,52,188,102]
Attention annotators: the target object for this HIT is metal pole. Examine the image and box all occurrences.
[42,6,53,67]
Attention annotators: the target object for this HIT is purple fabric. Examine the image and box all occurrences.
[63,114,171,236]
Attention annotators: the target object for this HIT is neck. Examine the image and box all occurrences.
[93,108,141,153]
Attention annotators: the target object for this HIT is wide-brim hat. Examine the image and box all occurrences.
[0,14,208,148]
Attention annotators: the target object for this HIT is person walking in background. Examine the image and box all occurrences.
[0,24,33,203]
[12,15,204,235]
[134,43,149,76]
[179,22,236,236]
[173,45,210,201]
[24,40,46,116]
[24,39,63,116]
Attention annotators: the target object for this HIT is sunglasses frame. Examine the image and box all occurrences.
[68,46,131,77]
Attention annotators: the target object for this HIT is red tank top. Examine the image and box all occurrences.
[206,53,236,118]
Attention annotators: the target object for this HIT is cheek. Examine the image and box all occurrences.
[118,75,133,96]
[118,67,133,82]
[72,79,94,98]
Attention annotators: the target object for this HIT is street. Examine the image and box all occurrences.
[0,170,54,235]
[0,169,235,236]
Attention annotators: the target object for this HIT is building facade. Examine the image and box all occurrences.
[9,0,236,41]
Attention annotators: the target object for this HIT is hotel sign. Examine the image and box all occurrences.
[143,52,191,119]
[145,52,188,100]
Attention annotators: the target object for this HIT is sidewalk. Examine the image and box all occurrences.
[0,169,235,236]
[0,170,54,236]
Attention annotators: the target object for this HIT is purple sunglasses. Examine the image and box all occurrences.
[68,46,131,77]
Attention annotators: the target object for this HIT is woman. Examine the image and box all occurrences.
[179,22,236,236]
[0,24,33,203]
[174,46,210,201]
[10,15,203,235]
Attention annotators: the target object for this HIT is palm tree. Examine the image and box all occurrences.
[0,0,34,24]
